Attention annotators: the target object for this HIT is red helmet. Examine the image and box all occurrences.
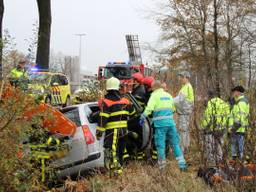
[142,76,155,88]
[132,73,144,84]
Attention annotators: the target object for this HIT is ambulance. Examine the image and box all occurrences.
[28,71,71,106]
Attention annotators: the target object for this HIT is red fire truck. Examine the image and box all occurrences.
[97,35,152,92]
[98,62,152,92]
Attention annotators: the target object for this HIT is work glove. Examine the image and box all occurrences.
[139,118,145,126]
[128,131,139,139]
[232,122,241,134]
[96,130,103,140]
[233,122,241,129]
[139,114,147,126]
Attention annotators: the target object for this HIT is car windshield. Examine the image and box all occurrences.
[29,73,50,84]
[104,66,131,79]
[62,107,81,127]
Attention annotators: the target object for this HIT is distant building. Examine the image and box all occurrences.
[49,51,98,92]
[80,70,96,81]
[67,56,80,92]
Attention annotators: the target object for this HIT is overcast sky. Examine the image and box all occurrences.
[4,0,161,73]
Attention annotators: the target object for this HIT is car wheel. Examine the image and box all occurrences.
[45,96,52,104]
[104,148,112,170]
[128,115,152,151]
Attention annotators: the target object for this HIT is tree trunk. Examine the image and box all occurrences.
[248,44,252,88]
[213,0,220,96]
[0,0,4,78]
[36,0,51,70]
[226,1,233,91]
[199,1,212,89]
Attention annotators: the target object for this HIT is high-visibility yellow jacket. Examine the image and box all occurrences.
[201,97,230,132]
[174,82,194,114]
[180,83,194,103]
[10,68,28,79]
[228,95,249,133]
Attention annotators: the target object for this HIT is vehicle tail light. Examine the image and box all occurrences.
[82,125,95,145]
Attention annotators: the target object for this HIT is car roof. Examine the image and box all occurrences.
[31,72,67,76]
[61,102,98,112]
[106,64,130,68]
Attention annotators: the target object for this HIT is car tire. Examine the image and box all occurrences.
[64,96,71,107]
[45,96,52,104]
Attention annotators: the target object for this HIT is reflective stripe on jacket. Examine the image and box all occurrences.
[96,92,135,132]
[144,88,175,127]
[201,97,230,131]
[228,95,249,133]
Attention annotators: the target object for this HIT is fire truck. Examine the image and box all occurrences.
[97,35,152,92]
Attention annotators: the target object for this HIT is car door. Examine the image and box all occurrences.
[58,75,71,104]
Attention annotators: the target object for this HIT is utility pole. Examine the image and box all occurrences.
[75,33,85,87]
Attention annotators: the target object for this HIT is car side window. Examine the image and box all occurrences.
[59,75,69,86]
[63,108,81,127]
[50,75,60,85]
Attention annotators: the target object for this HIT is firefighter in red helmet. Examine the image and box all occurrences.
[132,73,146,108]
[142,76,155,104]
[140,76,158,163]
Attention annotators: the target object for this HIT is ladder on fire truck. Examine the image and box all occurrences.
[126,35,143,65]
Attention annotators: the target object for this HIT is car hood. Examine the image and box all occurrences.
[28,83,47,91]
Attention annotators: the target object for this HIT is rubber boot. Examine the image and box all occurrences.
[176,156,187,172]
[137,151,145,161]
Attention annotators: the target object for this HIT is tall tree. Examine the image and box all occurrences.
[36,0,51,70]
[213,0,220,96]
[0,0,4,78]
[155,0,256,94]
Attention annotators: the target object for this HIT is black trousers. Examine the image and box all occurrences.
[151,127,158,160]
[104,128,128,168]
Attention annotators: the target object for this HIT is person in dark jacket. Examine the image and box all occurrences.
[141,76,159,162]
[96,77,135,176]
[131,72,146,108]
[142,76,155,105]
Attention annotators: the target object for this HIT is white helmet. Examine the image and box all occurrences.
[106,77,120,91]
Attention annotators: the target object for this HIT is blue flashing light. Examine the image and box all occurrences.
[31,67,39,72]
[113,62,126,65]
